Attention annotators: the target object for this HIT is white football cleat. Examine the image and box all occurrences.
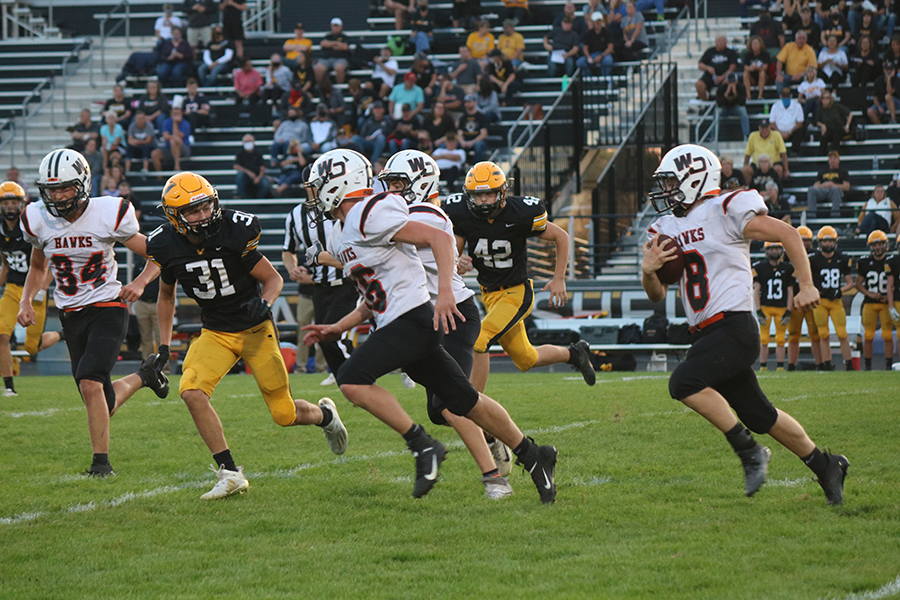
[3,388,17,397]
[482,474,513,499]
[320,372,336,386]
[490,439,513,477]
[401,372,416,388]
[318,397,348,455]
[200,465,249,500]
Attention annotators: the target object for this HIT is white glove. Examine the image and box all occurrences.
[891,306,900,324]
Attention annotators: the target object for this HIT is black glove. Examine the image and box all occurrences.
[304,241,323,268]
[154,345,170,371]
[242,297,272,322]
[780,310,792,326]
[756,308,766,326]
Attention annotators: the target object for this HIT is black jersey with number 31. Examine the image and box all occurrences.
[147,208,265,332]
[443,193,548,290]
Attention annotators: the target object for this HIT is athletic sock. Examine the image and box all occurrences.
[317,404,333,428]
[482,468,499,478]
[402,423,428,448]
[776,362,784,371]
[801,447,829,479]
[787,363,796,371]
[212,450,237,473]
[513,435,535,458]
[3,376,13,391]
[888,358,894,371]
[865,358,872,371]
[724,423,757,453]
[567,346,578,364]
[845,359,854,371]
[92,453,110,466]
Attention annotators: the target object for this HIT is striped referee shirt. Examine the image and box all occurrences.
[283,203,344,285]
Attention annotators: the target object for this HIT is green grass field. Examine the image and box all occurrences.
[1,370,898,600]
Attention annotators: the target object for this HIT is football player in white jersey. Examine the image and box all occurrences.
[16,148,169,477]
[378,149,513,500]
[641,144,849,506]
[302,149,558,503]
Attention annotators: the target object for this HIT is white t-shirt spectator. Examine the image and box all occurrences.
[373,58,400,89]
[769,99,804,132]
[432,147,466,171]
[797,77,827,100]
[816,47,848,78]
[154,14,185,40]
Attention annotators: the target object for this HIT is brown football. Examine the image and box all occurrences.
[655,234,685,285]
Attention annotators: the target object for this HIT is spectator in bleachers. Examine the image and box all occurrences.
[543,17,581,78]
[153,106,192,172]
[850,34,881,87]
[100,164,125,197]
[554,1,588,37]
[283,22,312,65]
[498,19,526,68]
[233,133,272,199]
[457,93,489,162]
[770,87,806,154]
[352,100,393,161]
[452,0,482,30]
[314,18,353,85]
[432,131,466,190]
[220,0,246,60]
[695,36,738,101]
[83,138,104,192]
[100,111,126,167]
[372,47,400,98]
[270,106,310,166]
[411,52,437,100]
[198,25,233,87]
[851,10,882,51]
[68,108,99,153]
[317,77,346,125]
[288,49,315,113]
[388,103,421,153]
[716,73,750,139]
[475,77,501,122]
[617,0,665,22]
[135,79,170,134]
[415,128,434,155]
[820,5,851,52]
[273,138,308,197]
[850,2,895,39]
[785,6,821,52]
[720,155,746,190]
[182,0,218,50]
[105,147,124,173]
[775,30,818,95]
[798,64,827,121]
[389,72,425,120]
[501,0,530,26]
[233,57,263,107]
[345,78,376,132]
[261,54,292,108]
[750,3,785,53]
[451,45,483,91]
[154,4,185,46]
[867,59,900,123]
[743,36,772,100]
[818,34,850,89]
[807,149,850,217]
[578,14,615,78]
[156,27,194,87]
[582,0,606,26]
[742,120,789,181]
[306,103,339,155]
[384,0,414,30]
[619,1,649,62]
[423,100,456,146]
[435,72,465,114]
[856,185,899,235]
[814,0,837,28]
[182,78,211,130]
[816,88,855,153]
[485,49,521,104]
[409,0,435,55]
[883,34,900,64]
[103,85,133,130]
[126,110,157,173]
[748,153,782,204]
[467,19,496,63]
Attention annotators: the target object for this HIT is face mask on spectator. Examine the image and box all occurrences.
[243,142,254,151]
[782,98,791,108]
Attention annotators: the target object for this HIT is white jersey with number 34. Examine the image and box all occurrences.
[647,189,767,326]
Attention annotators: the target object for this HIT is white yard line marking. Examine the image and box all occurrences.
[823,576,900,600]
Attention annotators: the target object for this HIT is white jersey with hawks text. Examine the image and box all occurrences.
[21,195,138,310]
[327,192,430,328]
[408,202,475,305]
[648,189,767,326]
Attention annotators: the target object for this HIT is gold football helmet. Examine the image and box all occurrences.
[817,225,838,241]
[0,181,25,220]
[161,172,222,238]
[797,225,813,240]
[867,229,888,255]
[464,161,508,219]
[764,241,783,260]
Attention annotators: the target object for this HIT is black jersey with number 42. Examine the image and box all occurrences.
[147,208,266,332]
[443,193,548,289]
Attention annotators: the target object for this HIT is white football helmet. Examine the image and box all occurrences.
[648,144,721,217]
[304,149,373,220]
[378,150,441,204]
[36,148,92,217]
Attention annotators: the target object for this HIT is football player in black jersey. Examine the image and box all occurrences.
[787,226,822,370]
[885,237,900,362]
[855,230,893,370]
[809,226,855,371]
[0,181,63,396]
[136,172,348,500]
[444,161,595,392]
[752,241,794,371]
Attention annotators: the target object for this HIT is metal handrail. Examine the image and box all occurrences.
[0,120,16,163]
[98,0,131,74]
[693,101,719,154]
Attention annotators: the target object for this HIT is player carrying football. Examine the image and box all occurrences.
[855,230,893,370]
[641,143,848,506]
[810,226,855,371]
[753,241,794,371]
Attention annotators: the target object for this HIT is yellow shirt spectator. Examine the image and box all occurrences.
[744,129,787,165]
[776,42,818,77]
[498,31,525,61]
[467,30,496,58]
[284,24,313,61]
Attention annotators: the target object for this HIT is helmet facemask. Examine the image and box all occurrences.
[167,196,222,239]
[649,172,705,217]
[0,198,22,221]
[765,244,784,261]
[39,180,88,218]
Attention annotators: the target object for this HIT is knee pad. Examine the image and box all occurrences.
[735,402,779,434]
[509,345,539,372]
[774,330,786,345]
[883,329,894,342]
[864,329,876,341]
[668,365,702,401]
[817,325,831,340]
[759,327,771,345]
[24,339,40,356]
[269,399,297,427]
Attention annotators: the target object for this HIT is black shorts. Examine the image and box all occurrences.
[668,311,778,433]
[699,71,718,90]
[427,296,481,425]
[337,302,479,417]
[313,280,357,374]
[222,9,244,41]
[59,302,129,412]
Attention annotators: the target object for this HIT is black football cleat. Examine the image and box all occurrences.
[737,444,771,497]
[569,340,596,386]
[517,443,558,504]
[817,453,849,506]
[83,463,115,478]
[410,436,446,498]
[139,354,170,399]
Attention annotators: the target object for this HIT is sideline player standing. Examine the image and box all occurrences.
[810,225,855,371]
[302,149,559,503]
[0,181,63,396]
[753,241,793,371]
[641,144,848,505]
[855,230,893,370]
[786,225,822,370]
[17,148,169,477]
[134,172,348,500]
[444,161,595,393]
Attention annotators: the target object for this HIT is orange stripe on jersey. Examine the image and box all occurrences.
[19,209,34,237]
[345,188,373,199]
[242,232,261,256]
[721,190,740,215]
[115,197,130,229]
